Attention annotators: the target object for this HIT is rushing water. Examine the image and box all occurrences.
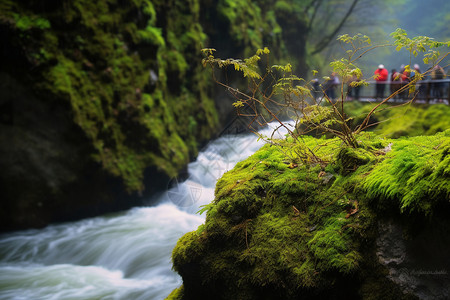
[0,123,286,299]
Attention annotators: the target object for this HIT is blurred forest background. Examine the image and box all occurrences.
[306,0,450,75]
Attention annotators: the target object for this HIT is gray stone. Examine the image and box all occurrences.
[376,219,450,300]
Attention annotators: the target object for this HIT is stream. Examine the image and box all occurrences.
[0,122,286,299]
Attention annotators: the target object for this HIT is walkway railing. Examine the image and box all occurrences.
[327,79,450,104]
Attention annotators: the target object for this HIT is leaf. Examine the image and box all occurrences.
[197,203,213,215]
[201,48,216,55]
[284,63,292,73]
[232,101,244,108]
[257,47,270,54]
[288,162,298,169]
[345,200,359,218]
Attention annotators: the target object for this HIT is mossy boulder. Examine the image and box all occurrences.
[170,130,450,299]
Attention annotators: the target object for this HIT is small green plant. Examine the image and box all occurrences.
[202,29,449,163]
[13,13,51,31]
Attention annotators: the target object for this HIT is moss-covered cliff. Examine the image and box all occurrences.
[0,0,223,230]
[170,129,450,299]
[2,0,219,192]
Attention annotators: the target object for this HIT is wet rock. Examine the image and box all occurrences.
[376,219,450,300]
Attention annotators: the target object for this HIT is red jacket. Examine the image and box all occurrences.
[374,68,388,81]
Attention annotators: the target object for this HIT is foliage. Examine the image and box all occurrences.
[201,30,449,165]
[390,28,450,64]
[201,0,388,77]
[13,13,50,31]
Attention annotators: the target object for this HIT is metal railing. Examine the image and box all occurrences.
[323,79,450,104]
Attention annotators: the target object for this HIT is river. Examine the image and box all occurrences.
[0,122,286,299]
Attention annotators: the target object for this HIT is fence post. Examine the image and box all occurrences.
[447,80,450,104]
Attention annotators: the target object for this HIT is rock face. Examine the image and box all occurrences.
[377,219,450,300]
[169,130,450,300]
[0,72,146,230]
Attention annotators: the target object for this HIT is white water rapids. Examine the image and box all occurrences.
[0,123,287,299]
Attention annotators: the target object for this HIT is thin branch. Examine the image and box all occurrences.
[306,0,323,33]
[311,0,359,56]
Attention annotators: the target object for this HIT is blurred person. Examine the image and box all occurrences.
[311,78,322,102]
[390,69,402,101]
[431,65,445,101]
[413,64,425,99]
[347,74,361,101]
[400,64,413,100]
[374,64,388,99]
[413,64,421,74]
[324,72,339,102]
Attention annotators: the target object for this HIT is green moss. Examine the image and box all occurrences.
[165,285,184,300]
[307,214,361,273]
[335,146,376,175]
[172,231,206,273]
[342,102,450,138]
[172,137,370,298]
[363,130,450,216]
[13,13,50,31]
[374,104,450,138]
[138,25,165,46]
[211,0,294,60]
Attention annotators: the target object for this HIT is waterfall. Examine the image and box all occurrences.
[0,122,287,299]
